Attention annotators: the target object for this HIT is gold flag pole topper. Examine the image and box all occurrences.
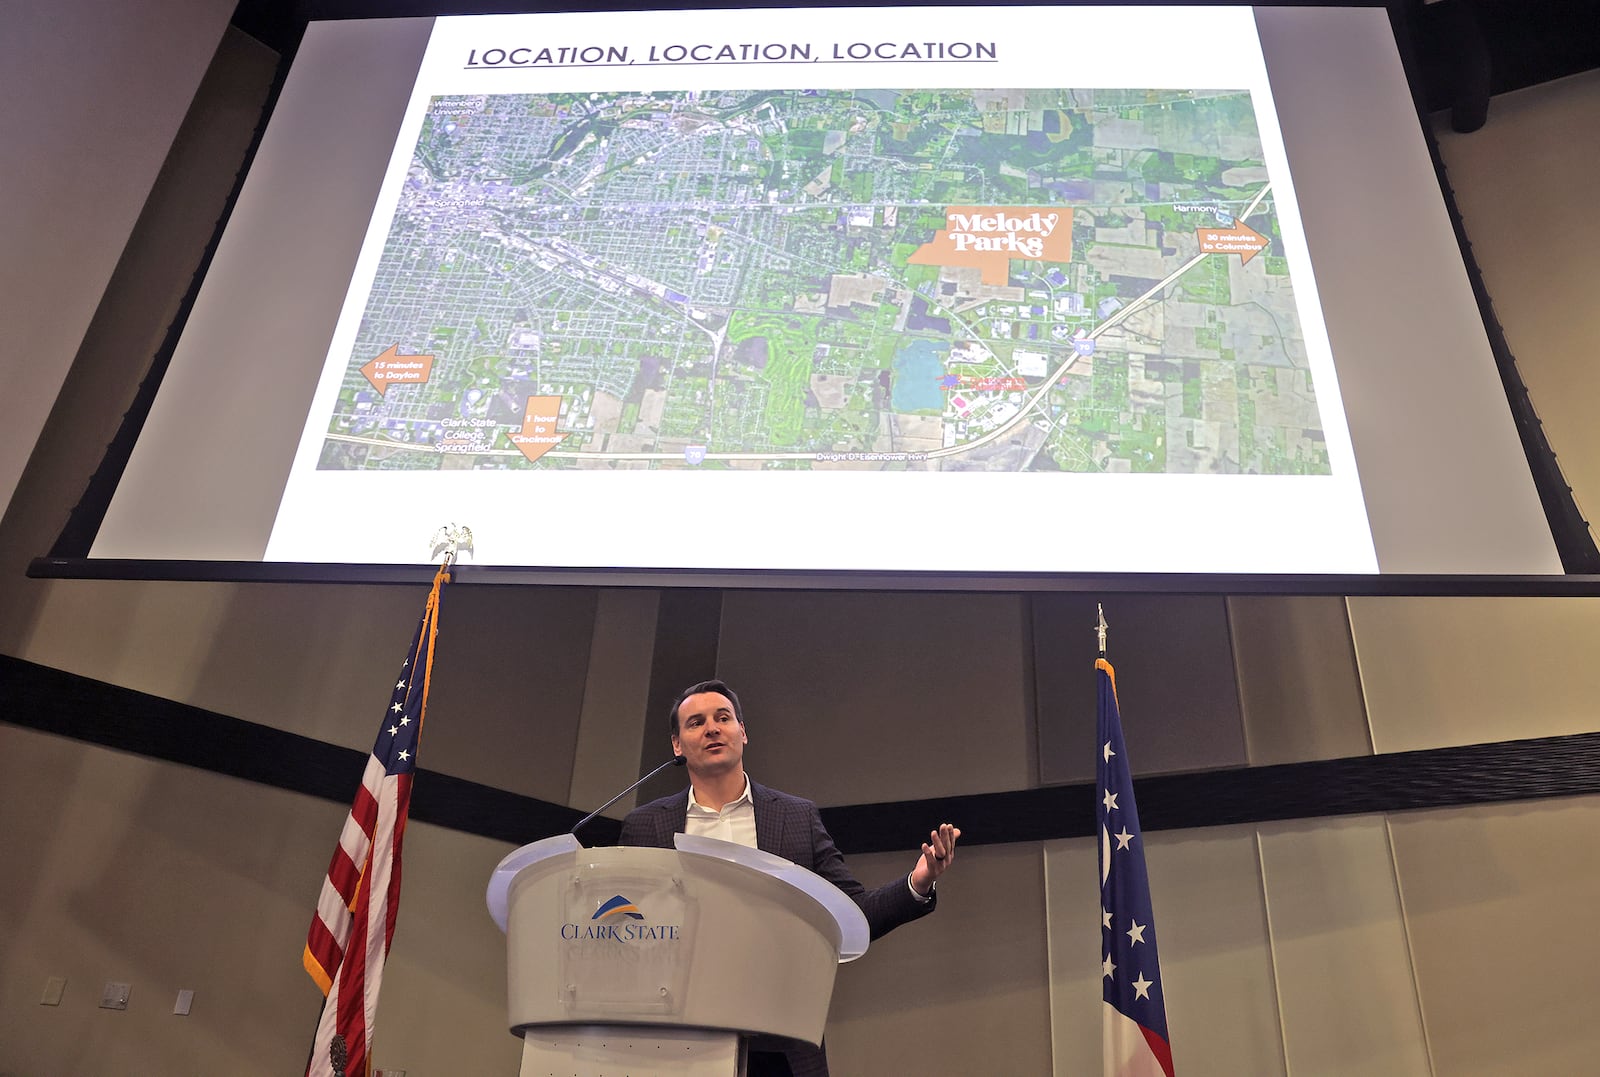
[429,523,474,568]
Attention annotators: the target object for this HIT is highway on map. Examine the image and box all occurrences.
[323,181,1275,469]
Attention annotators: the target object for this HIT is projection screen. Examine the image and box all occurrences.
[84,5,1563,579]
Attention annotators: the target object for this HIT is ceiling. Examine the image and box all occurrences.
[230,0,1600,130]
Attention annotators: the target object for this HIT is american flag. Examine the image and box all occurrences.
[303,566,448,1077]
[1097,657,1175,1077]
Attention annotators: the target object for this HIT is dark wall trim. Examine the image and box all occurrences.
[823,729,1600,853]
[7,653,1599,856]
[1,653,608,847]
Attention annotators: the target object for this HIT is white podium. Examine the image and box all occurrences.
[487,833,870,1076]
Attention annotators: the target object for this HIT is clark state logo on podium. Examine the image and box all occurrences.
[559,877,693,1013]
[560,894,682,942]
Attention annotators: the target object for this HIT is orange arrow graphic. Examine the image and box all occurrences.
[511,396,567,463]
[1203,219,1273,265]
[360,344,436,396]
[1197,220,1270,265]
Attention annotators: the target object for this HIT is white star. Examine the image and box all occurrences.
[398,715,411,726]
[1132,972,1154,1000]
[391,702,403,713]
[1127,920,1147,945]
[1102,789,1119,811]
[387,724,398,736]
[397,749,410,761]
[1102,954,1116,979]
[1102,908,1113,930]
[396,679,406,689]
[1114,827,1135,850]
[1103,741,1116,762]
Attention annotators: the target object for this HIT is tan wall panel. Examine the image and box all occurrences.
[0,24,278,613]
[1044,837,1101,1074]
[1390,796,1600,1077]
[1434,72,1600,522]
[1046,827,1285,1077]
[0,725,518,1075]
[1229,595,1370,765]
[568,589,663,813]
[1035,594,1247,783]
[0,0,236,516]
[1349,597,1600,754]
[827,844,1052,1076]
[415,584,595,801]
[1258,816,1431,1077]
[717,591,1032,805]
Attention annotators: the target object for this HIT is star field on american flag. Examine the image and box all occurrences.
[1097,657,1175,1077]
[377,658,423,778]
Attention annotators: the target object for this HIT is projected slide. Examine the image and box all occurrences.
[320,86,1325,479]
[248,6,1384,573]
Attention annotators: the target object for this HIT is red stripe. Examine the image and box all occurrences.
[337,872,371,1075]
[1140,1026,1175,1077]
[383,775,412,950]
[326,845,363,906]
[351,781,379,837]
[337,773,403,1074]
[305,917,344,980]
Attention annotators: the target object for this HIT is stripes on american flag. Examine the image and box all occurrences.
[1098,657,1176,1077]
[304,566,448,1077]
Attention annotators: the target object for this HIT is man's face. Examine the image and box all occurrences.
[671,691,747,778]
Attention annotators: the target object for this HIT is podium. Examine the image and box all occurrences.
[487,833,870,1076]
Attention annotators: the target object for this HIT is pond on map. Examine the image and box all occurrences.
[890,339,949,413]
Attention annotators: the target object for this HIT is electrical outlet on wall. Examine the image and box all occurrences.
[98,982,130,1010]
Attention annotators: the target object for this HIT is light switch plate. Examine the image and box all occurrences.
[174,989,194,1016]
[98,982,130,1010]
[40,976,67,1006]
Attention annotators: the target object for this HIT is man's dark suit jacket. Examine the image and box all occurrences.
[620,780,936,1076]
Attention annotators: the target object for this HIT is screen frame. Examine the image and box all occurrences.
[37,0,1599,588]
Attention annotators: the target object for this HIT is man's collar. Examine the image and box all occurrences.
[687,773,753,813]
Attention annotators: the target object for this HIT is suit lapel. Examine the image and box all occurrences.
[662,791,688,845]
[751,781,791,858]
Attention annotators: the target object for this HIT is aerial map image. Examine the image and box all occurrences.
[318,86,1330,476]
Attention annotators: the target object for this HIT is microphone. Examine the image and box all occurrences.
[570,756,687,844]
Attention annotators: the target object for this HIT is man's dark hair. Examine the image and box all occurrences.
[668,679,743,736]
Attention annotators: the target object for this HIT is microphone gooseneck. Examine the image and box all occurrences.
[569,755,687,844]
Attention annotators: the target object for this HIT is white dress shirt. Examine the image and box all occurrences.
[683,773,757,848]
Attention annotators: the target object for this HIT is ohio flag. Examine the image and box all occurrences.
[303,565,448,1077]
[1097,658,1175,1077]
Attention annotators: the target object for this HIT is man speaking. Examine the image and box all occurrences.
[620,679,960,1077]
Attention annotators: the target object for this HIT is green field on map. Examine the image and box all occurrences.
[317,87,1330,474]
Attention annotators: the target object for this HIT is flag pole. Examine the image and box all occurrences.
[1095,602,1109,658]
